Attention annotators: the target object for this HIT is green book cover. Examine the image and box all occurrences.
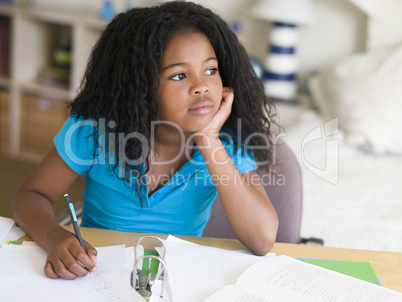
[296,258,382,286]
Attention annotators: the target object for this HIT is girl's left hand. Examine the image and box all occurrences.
[196,87,234,138]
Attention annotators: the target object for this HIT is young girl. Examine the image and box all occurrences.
[12,1,279,280]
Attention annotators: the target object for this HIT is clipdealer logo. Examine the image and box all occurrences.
[301,118,339,184]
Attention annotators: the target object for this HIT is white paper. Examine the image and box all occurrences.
[3,224,26,242]
[0,244,145,301]
[163,236,275,302]
[203,284,306,302]
[205,255,402,302]
[166,235,276,256]
[0,216,16,244]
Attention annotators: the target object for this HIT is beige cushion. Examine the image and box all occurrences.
[309,42,402,154]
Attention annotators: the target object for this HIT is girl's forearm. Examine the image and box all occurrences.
[11,189,65,250]
[195,135,278,255]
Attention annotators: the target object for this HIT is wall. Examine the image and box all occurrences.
[32,0,367,77]
[298,0,366,74]
[197,0,367,77]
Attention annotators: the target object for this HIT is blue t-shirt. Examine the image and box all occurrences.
[54,116,257,236]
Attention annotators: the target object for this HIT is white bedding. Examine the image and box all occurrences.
[282,110,402,252]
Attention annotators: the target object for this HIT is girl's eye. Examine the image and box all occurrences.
[205,68,218,75]
[171,73,186,81]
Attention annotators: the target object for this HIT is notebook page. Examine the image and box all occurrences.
[0,244,145,301]
[163,238,275,302]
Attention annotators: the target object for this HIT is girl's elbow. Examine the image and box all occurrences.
[252,217,279,255]
[251,234,276,256]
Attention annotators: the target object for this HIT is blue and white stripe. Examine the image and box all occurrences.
[264,22,298,101]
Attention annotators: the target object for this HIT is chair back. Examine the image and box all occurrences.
[202,139,302,244]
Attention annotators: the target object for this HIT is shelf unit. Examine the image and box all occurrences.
[0,4,106,162]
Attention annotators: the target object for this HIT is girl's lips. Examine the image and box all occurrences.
[189,105,214,115]
[189,101,214,115]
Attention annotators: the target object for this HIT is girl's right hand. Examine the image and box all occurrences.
[43,227,98,280]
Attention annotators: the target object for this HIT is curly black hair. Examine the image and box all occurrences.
[70,1,277,194]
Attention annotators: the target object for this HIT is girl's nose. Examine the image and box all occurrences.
[190,78,209,95]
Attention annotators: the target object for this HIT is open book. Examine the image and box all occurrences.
[204,255,402,302]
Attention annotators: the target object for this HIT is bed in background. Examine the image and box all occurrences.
[280,1,402,252]
[282,109,402,253]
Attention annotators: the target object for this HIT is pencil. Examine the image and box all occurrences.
[63,194,87,254]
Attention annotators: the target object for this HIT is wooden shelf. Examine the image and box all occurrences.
[18,81,72,101]
[0,3,106,159]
